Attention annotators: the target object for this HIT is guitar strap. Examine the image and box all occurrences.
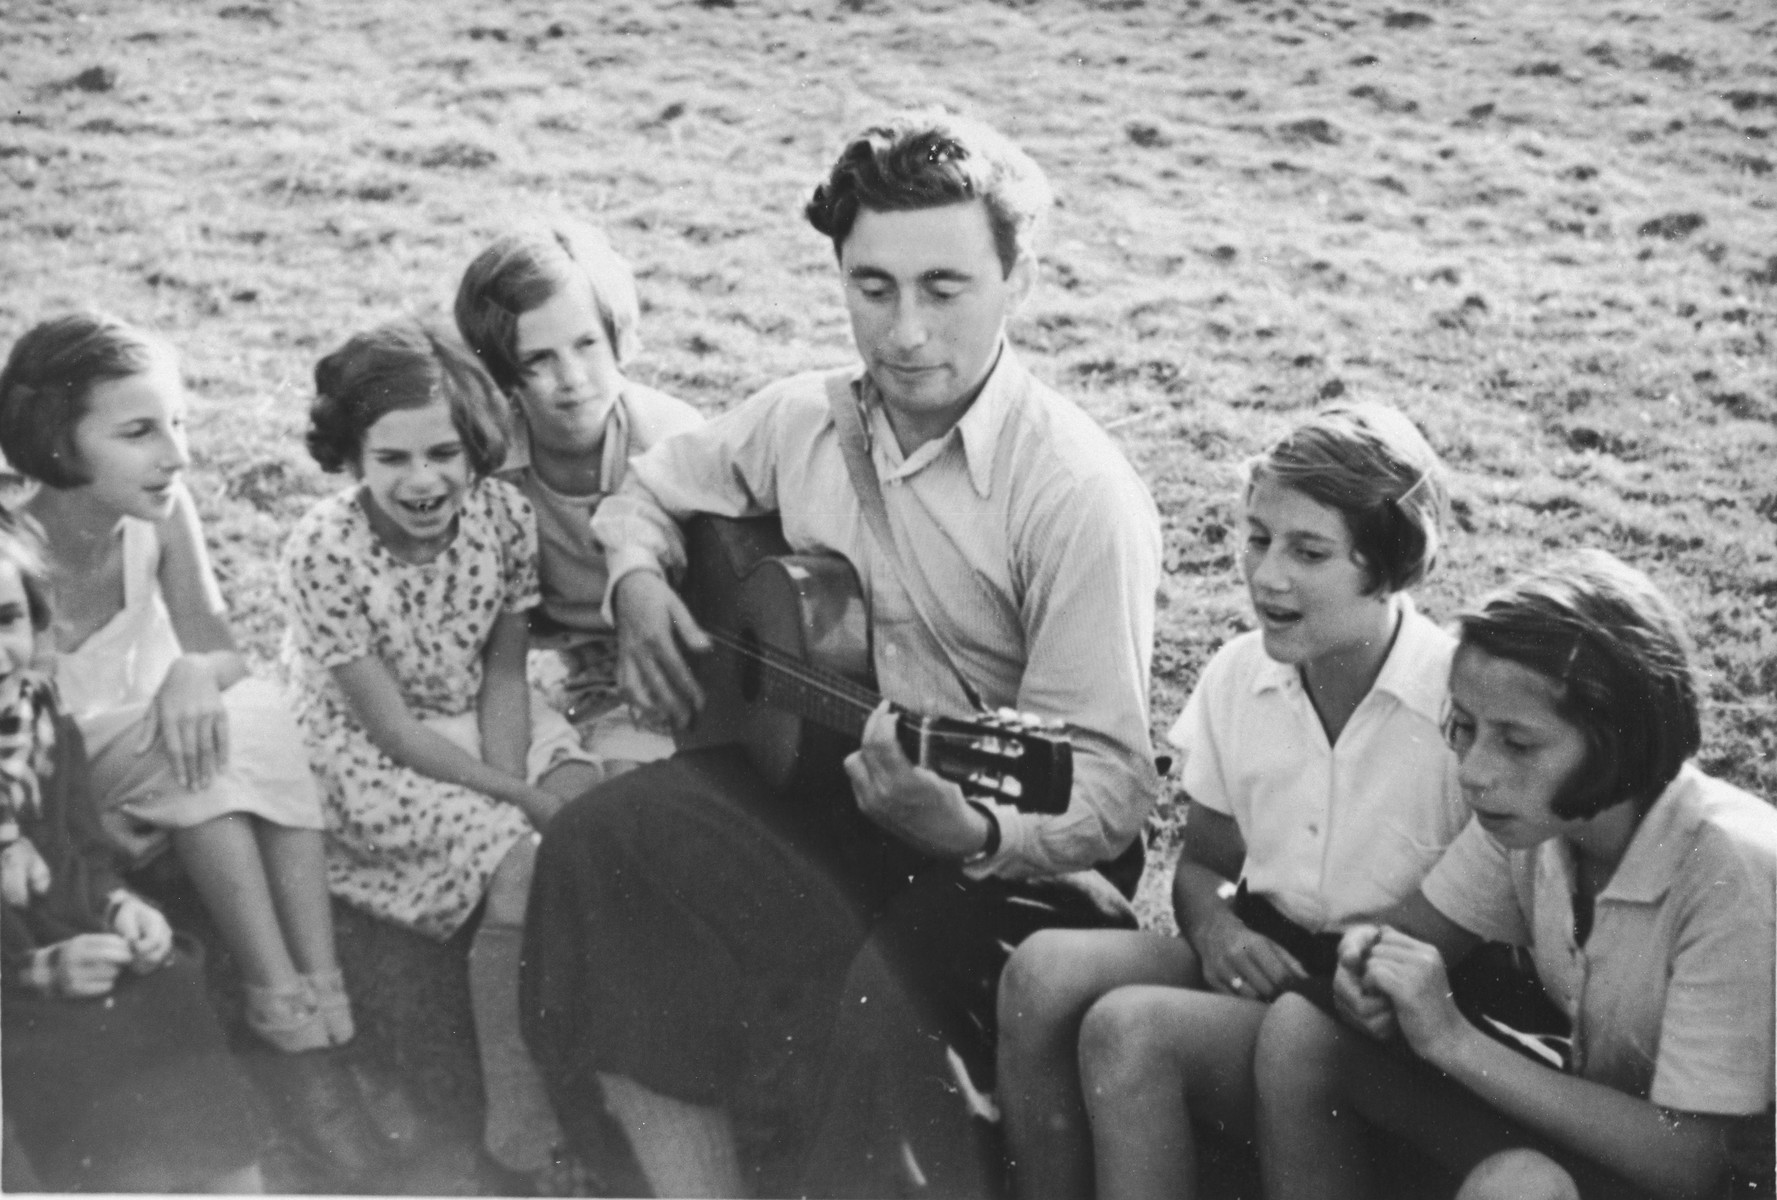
[825,372,989,714]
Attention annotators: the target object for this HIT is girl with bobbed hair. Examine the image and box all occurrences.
[454,216,700,821]
[1000,400,1469,1200]
[281,319,608,1184]
[1255,550,1775,1200]
[0,316,376,1046]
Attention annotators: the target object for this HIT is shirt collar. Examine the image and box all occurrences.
[1369,595,1447,723]
[1248,594,1444,725]
[498,391,632,488]
[1596,766,1702,905]
[855,341,1025,499]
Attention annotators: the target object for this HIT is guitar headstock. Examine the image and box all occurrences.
[894,709,1073,816]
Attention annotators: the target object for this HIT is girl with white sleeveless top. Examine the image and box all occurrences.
[0,313,393,1177]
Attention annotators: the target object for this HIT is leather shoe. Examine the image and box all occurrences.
[347,1056,426,1165]
[258,1045,391,1182]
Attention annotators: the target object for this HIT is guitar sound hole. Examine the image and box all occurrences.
[738,628,762,702]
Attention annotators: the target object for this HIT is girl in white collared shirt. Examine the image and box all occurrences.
[1000,402,1469,1200]
[1256,551,1774,1200]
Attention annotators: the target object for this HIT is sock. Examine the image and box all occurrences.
[244,981,330,1053]
[469,921,563,1172]
[301,968,356,1046]
[597,1071,744,1199]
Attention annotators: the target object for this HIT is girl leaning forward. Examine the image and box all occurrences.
[279,320,605,1182]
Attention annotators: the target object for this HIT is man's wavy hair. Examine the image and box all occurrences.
[305,320,509,478]
[804,109,1054,276]
[1455,549,1701,820]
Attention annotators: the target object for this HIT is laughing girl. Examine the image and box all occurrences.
[280,320,604,1180]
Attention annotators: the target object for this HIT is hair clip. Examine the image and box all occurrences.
[1561,634,1584,681]
[1392,470,1432,508]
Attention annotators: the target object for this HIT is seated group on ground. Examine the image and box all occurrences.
[0,108,1770,1200]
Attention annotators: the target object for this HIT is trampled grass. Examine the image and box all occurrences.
[3,0,1774,1188]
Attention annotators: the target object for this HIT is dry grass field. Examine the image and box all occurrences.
[3,0,1774,1193]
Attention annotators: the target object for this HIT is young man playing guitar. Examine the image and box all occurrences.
[520,109,1164,1199]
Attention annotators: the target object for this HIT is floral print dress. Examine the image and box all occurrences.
[280,478,540,939]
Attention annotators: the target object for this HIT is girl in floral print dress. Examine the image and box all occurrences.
[280,320,604,1180]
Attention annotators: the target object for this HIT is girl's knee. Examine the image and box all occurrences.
[1457,1150,1578,1200]
[539,758,603,803]
[1000,929,1195,1041]
[1000,929,1102,1035]
[484,835,538,927]
[1077,988,1170,1092]
[1254,992,1342,1094]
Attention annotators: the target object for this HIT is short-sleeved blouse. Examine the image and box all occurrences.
[278,479,542,937]
[281,479,539,727]
[1421,766,1776,1115]
[1167,595,1470,931]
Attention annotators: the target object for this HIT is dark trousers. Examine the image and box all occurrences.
[520,746,1139,1198]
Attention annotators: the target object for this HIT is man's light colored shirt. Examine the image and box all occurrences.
[1422,765,1776,1115]
[592,347,1163,878]
[1168,595,1470,931]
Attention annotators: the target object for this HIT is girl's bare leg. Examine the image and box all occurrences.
[256,822,338,975]
[540,760,604,803]
[1079,983,1270,1200]
[1252,994,1373,1200]
[256,819,355,1043]
[1254,994,1597,1200]
[1458,1150,1579,1200]
[172,814,299,989]
[997,928,1201,1200]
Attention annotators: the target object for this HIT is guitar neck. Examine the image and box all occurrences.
[706,629,881,738]
[702,621,1071,816]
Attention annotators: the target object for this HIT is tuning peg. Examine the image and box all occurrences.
[993,707,1065,732]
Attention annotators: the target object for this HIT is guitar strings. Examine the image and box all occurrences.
[701,626,1012,750]
[703,627,878,711]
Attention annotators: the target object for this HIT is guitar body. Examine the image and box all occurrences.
[676,513,1073,813]
[677,514,872,791]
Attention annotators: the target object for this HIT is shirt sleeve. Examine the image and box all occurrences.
[279,503,376,671]
[1648,826,1776,1114]
[982,463,1163,879]
[592,383,791,616]
[1170,650,1234,818]
[487,480,541,616]
[1419,820,1531,945]
[625,385,706,448]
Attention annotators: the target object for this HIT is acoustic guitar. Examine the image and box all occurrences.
[674,514,1073,814]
